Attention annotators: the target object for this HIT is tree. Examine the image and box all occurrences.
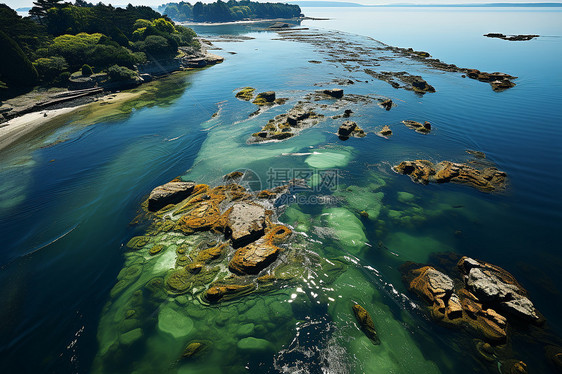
[34,56,69,81]
[0,30,39,86]
[29,0,64,23]
[81,63,93,76]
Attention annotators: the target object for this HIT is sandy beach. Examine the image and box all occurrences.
[0,107,85,152]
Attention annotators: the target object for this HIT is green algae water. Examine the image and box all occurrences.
[1,7,562,374]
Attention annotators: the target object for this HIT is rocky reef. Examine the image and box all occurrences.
[393,159,507,192]
[249,104,323,143]
[402,256,548,370]
[337,120,366,140]
[484,33,539,41]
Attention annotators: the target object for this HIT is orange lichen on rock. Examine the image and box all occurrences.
[406,265,508,342]
[196,243,227,263]
[176,201,221,233]
[394,159,507,192]
[229,240,280,275]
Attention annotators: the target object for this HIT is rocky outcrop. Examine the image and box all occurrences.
[226,202,266,248]
[402,120,431,134]
[352,303,381,345]
[393,159,507,192]
[249,104,323,143]
[253,91,276,106]
[402,256,543,345]
[322,88,344,99]
[458,257,540,322]
[337,120,366,140]
[465,69,517,91]
[235,87,255,101]
[379,99,393,111]
[484,33,539,41]
[377,125,392,137]
[229,239,280,275]
[147,181,195,211]
[364,70,435,94]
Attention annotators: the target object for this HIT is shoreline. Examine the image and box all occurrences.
[0,51,223,153]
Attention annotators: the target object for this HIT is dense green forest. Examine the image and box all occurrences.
[160,0,302,22]
[0,1,199,96]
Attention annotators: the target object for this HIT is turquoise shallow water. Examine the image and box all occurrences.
[1,7,562,373]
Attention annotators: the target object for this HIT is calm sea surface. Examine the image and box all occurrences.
[0,7,561,373]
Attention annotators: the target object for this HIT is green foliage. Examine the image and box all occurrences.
[153,18,176,34]
[134,35,177,59]
[53,71,71,87]
[133,19,152,30]
[33,56,69,81]
[107,65,137,82]
[0,4,50,58]
[0,30,39,86]
[81,64,93,76]
[48,32,101,67]
[162,0,302,23]
[0,80,7,90]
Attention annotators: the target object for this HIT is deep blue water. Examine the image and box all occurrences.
[1,7,561,374]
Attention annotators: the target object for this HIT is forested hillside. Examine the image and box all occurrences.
[0,1,199,96]
[160,0,302,22]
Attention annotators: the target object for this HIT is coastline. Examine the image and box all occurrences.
[0,51,223,153]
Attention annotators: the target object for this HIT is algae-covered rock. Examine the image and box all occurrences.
[393,159,507,192]
[158,307,194,338]
[166,268,193,293]
[352,303,381,345]
[181,340,209,359]
[126,236,150,250]
[149,244,165,255]
[237,337,274,352]
[402,120,431,134]
[119,328,143,346]
[252,91,276,106]
[196,243,227,263]
[322,207,367,253]
[204,283,256,303]
[235,87,255,101]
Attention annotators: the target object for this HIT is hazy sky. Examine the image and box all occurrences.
[4,0,556,10]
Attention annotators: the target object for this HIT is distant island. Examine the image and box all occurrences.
[159,0,302,23]
[289,1,562,7]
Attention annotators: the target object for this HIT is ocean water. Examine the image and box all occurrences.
[1,7,561,373]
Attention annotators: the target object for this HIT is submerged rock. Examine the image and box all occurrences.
[393,159,507,192]
[181,340,208,359]
[352,303,381,345]
[148,181,195,211]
